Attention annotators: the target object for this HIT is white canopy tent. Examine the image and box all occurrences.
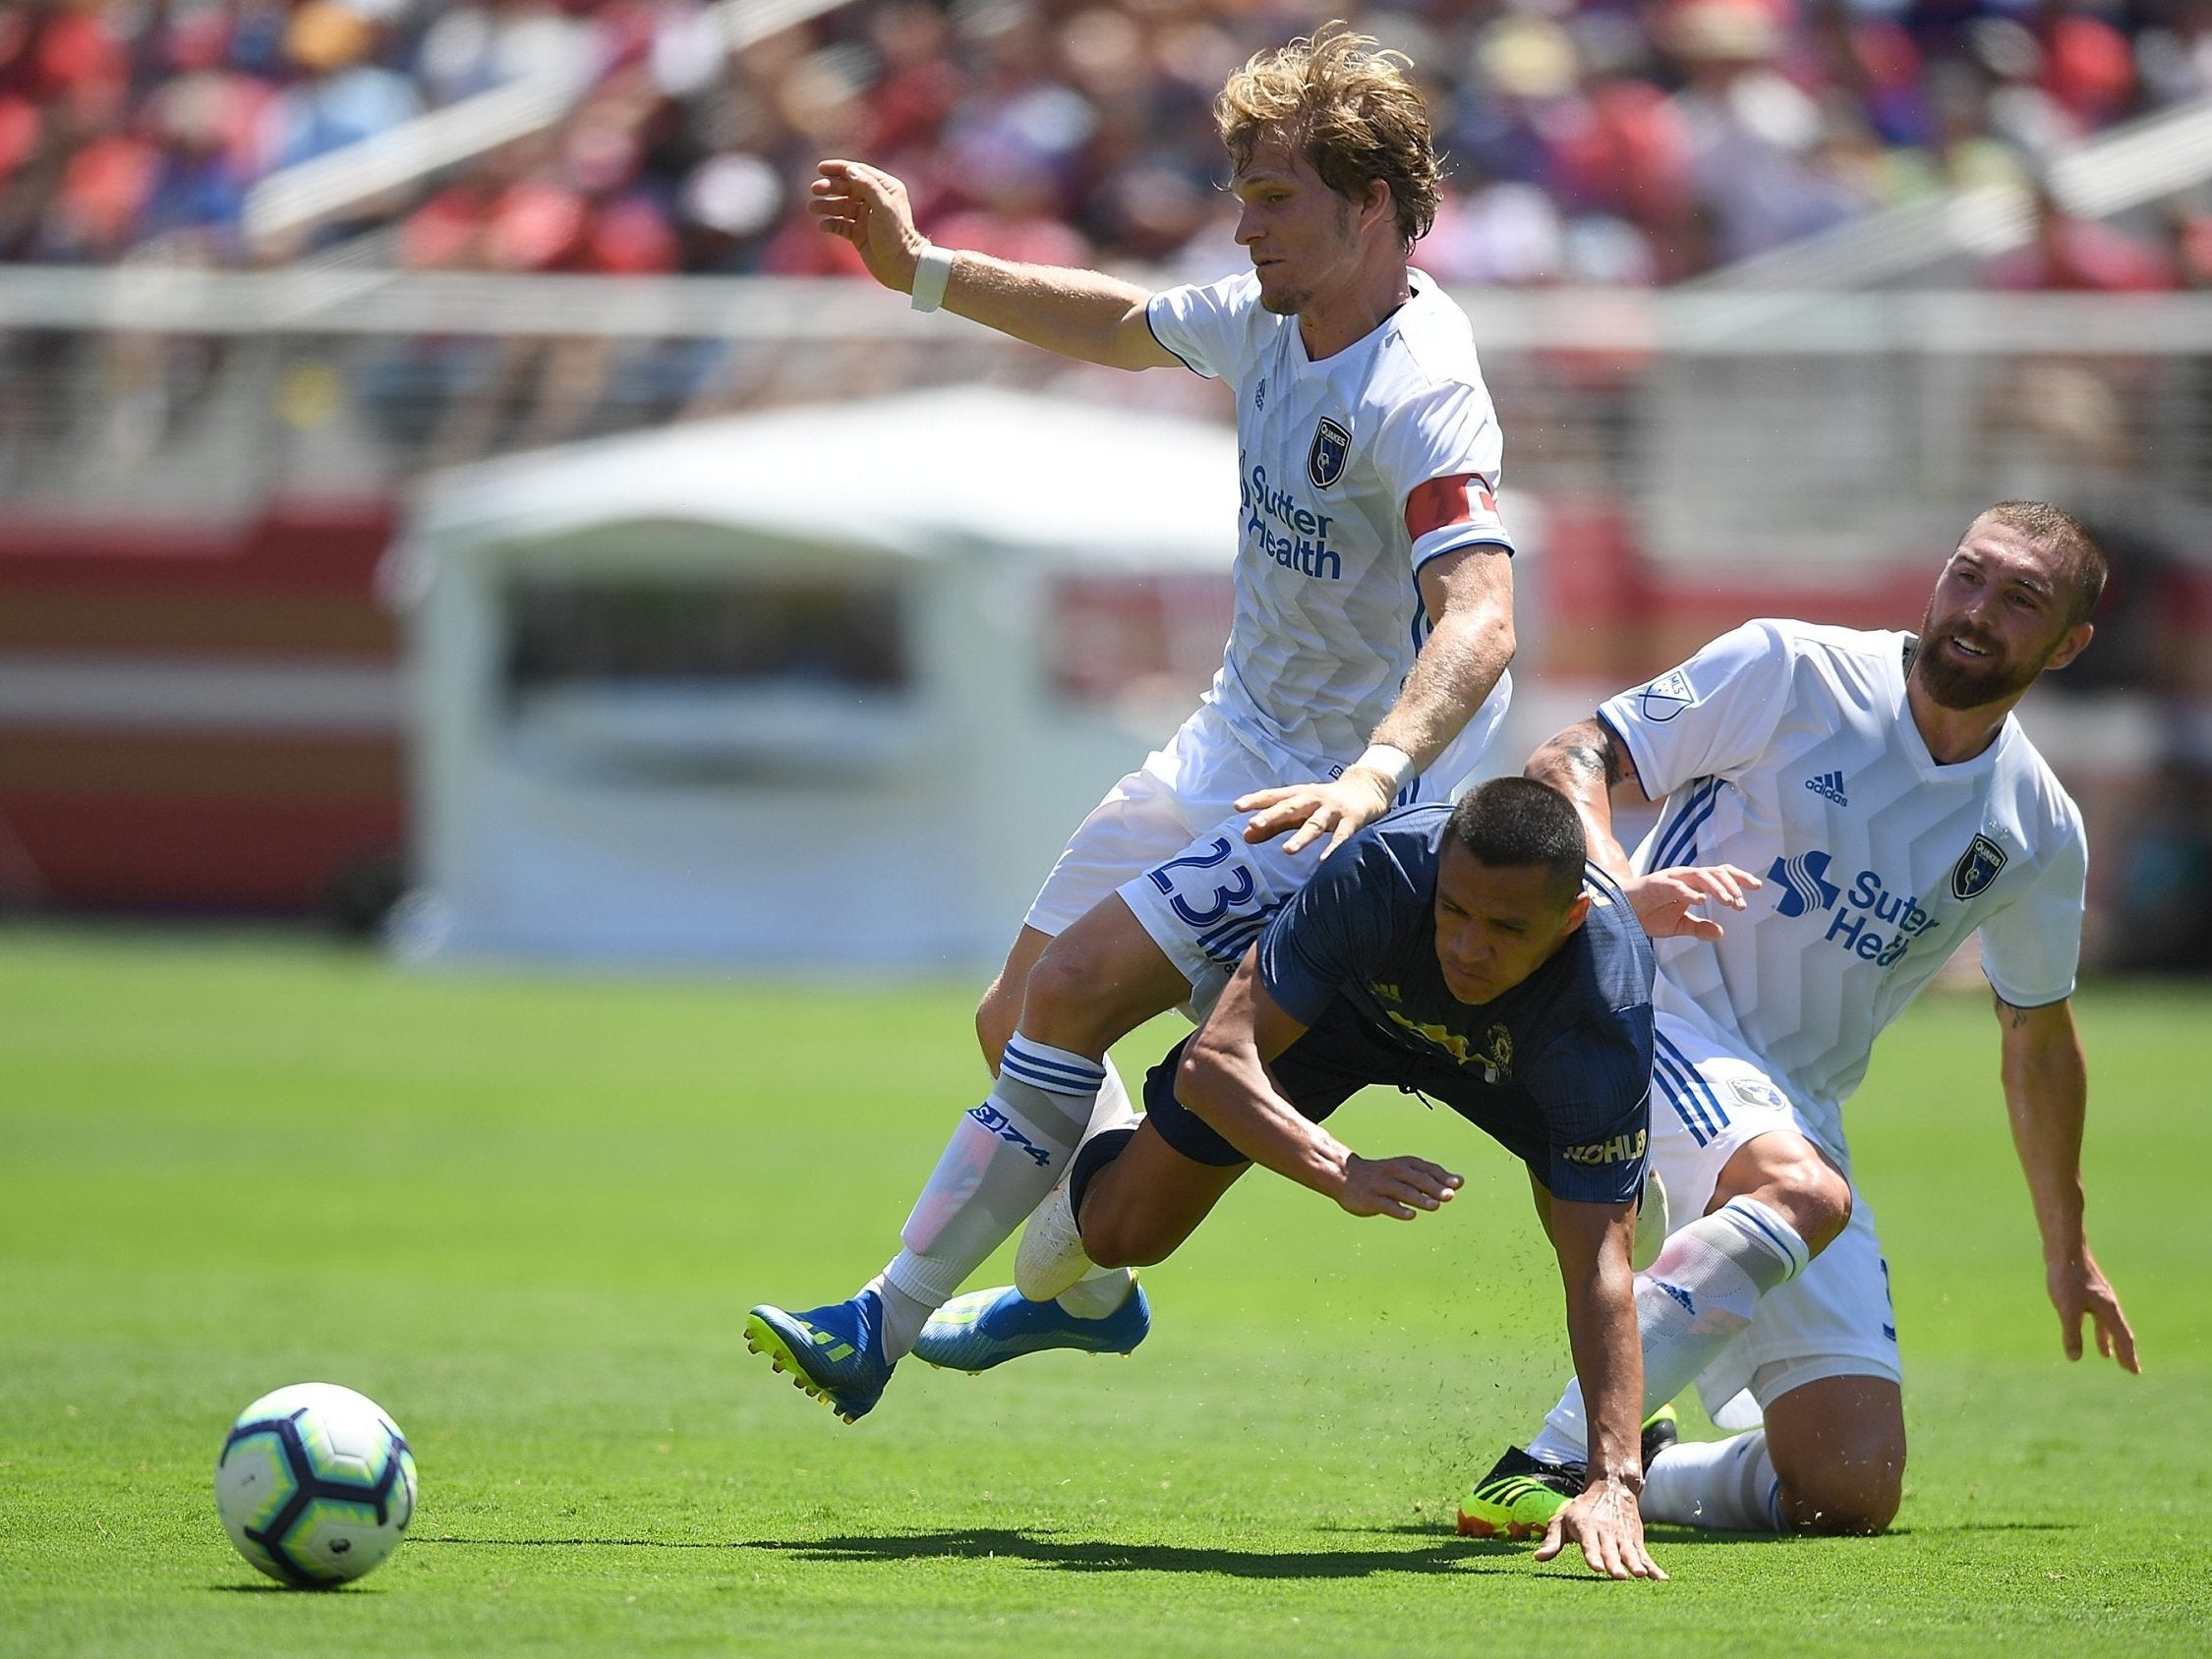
[388,385,1239,969]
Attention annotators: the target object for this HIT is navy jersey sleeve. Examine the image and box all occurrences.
[1521,1011,1653,1206]
[1254,834,1408,1028]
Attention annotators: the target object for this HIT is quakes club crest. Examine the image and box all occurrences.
[1308,417,1352,488]
[1950,833,2008,900]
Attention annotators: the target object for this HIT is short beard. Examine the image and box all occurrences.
[1912,618,2047,711]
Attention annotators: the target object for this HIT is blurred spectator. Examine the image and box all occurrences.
[1987,183,2176,290]
[0,0,2205,284]
[261,2,423,172]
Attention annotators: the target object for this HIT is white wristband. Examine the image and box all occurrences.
[909,243,955,313]
[1352,743,1417,793]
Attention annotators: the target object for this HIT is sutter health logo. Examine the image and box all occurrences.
[1241,459,1342,580]
[1766,849,1937,967]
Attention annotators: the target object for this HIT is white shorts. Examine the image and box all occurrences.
[1648,1011,1902,1417]
[1023,684,1511,1012]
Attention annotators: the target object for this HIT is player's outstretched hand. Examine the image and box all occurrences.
[809,159,926,293]
[2048,1245,2140,1374]
[1237,771,1396,858]
[1537,1475,1667,1581]
[1336,1153,1461,1220]
[1624,864,1762,941]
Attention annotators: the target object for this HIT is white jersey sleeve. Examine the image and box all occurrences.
[1599,620,1800,803]
[1371,378,1513,570]
[1977,797,2086,1007]
[1146,275,1260,384]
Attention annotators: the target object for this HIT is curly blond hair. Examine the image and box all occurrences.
[1216,22,1441,250]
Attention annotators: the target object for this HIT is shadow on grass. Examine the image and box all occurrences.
[423,1527,1528,1580]
[1332,1519,2066,1546]
[203,1583,380,1594]
[1328,1520,1771,1549]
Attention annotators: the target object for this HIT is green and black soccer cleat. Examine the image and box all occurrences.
[1457,1446,1586,1539]
[1455,1406,1680,1539]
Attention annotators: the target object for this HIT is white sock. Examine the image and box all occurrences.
[1526,1197,1811,1466]
[1042,1058,1139,1317]
[878,1034,1101,1357]
[1642,1430,1785,1531]
[1053,1263,1135,1318]
[862,1271,934,1359]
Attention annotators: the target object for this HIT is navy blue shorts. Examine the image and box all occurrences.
[1141,999,1553,1180]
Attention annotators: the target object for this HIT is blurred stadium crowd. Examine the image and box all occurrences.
[6,0,2212,288]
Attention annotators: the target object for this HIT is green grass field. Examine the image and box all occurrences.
[2,928,2207,1656]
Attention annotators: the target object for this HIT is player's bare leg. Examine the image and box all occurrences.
[1639,1372,1903,1533]
[1762,1374,1904,1532]
[876,901,1186,1344]
[1073,1117,1249,1270]
[1702,1129,1853,1252]
[975,926,1052,1074]
[1015,897,1193,1060]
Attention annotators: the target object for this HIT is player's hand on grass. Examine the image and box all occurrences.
[2048,1246,2139,1374]
[1335,1153,1461,1220]
[809,159,927,292]
[1537,1475,1667,1581]
[1624,864,1761,942]
[1237,770,1397,858]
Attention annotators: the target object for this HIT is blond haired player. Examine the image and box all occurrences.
[746,26,1532,1427]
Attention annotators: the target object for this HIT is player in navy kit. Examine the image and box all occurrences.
[1025,776,1668,1579]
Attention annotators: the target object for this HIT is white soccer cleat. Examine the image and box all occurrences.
[1631,1168,1670,1272]
[1013,1177,1095,1303]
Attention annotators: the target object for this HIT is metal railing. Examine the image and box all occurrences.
[3,270,2210,573]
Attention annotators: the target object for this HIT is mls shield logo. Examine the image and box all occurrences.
[1950,833,2008,900]
[1308,417,1351,489]
[1639,668,1695,723]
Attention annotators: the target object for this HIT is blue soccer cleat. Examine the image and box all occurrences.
[910,1283,1151,1372]
[743,1291,895,1423]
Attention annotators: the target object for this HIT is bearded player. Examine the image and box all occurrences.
[1456,501,2139,1544]
[746,27,1529,1418]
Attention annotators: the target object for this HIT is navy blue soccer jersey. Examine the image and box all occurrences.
[1253,804,1656,1205]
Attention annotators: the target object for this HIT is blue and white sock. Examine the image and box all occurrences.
[1527,1196,1811,1466]
[1643,1430,1785,1531]
[879,1034,1102,1357]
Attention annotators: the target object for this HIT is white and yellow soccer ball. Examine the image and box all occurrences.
[214,1383,417,1587]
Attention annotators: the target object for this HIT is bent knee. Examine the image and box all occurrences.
[1775,1439,1904,1535]
[1019,944,1098,1037]
[1781,1476,1901,1536]
[1077,1209,1173,1271]
[1723,1135,1854,1250]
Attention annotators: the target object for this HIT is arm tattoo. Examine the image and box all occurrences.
[1543,721,1622,789]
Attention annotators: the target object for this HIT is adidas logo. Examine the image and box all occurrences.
[1804,770,1849,806]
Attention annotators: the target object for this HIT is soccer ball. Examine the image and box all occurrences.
[214,1383,418,1587]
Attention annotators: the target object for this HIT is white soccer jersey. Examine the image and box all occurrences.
[1146,270,1514,780]
[1600,620,2086,1157]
